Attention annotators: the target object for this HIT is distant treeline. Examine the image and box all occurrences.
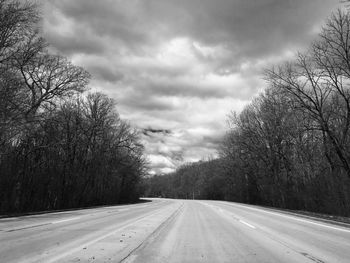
[143,10,350,217]
[0,1,146,214]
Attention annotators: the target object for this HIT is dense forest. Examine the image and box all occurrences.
[143,10,350,217]
[0,1,146,214]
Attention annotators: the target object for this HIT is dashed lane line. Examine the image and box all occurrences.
[222,202,350,233]
[239,220,256,229]
[52,217,81,224]
[4,222,52,232]
[4,217,81,232]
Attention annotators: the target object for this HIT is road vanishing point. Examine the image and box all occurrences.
[1,199,349,262]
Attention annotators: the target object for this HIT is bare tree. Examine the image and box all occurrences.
[0,1,146,214]
[267,10,350,178]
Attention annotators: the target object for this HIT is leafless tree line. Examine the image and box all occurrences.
[0,0,146,214]
[142,159,225,200]
[144,10,350,216]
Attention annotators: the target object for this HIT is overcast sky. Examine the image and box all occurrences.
[42,0,341,174]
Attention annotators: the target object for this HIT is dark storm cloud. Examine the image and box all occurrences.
[45,29,106,56]
[136,78,232,99]
[44,0,160,54]
[119,93,177,112]
[142,128,172,136]
[170,0,328,57]
[45,0,338,61]
[42,0,341,174]
[88,65,124,83]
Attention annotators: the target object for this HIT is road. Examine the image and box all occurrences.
[1,199,349,263]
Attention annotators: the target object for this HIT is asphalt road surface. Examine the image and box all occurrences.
[1,199,349,263]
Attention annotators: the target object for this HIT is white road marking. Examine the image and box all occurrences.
[52,217,81,224]
[5,222,52,232]
[226,203,350,233]
[119,208,130,212]
[4,216,81,231]
[105,205,130,209]
[239,220,256,229]
[0,217,19,221]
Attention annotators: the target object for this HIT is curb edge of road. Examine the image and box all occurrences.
[0,199,152,219]
[265,207,350,228]
[221,201,350,229]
